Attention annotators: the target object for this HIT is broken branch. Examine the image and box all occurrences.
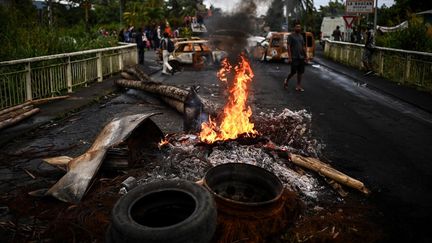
[290,154,370,195]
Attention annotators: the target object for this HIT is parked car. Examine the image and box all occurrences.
[259,32,315,63]
[168,40,227,68]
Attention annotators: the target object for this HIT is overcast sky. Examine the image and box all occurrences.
[204,0,395,16]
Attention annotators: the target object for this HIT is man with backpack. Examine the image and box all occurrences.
[161,32,175,75]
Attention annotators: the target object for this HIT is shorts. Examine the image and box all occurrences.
[362,48,373,63]
[290,59,305,75]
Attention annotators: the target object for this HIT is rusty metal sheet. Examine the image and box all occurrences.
[46,113,160,203]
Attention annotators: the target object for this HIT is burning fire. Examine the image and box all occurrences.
[217,58,232,83]
[158,138,169,148]
[200,55,257,143]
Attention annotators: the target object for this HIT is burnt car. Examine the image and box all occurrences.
[256,32,315,63]
[168,40,227,68]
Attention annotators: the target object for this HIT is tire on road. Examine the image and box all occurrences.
[107,179,217,243]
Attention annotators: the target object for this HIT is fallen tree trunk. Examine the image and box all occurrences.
[0,102,33,116]
[115,79,187,102]
[160,97,184,114]
[0,105,34,122]
[0,108,40,130]
[290,154,370,195]
[115,79,221,117]
[126,66,151,82]
[30,95,69,106]
[121,71,137,80]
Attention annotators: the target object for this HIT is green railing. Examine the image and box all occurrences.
[324,40,432,92]
[0,43,137,109]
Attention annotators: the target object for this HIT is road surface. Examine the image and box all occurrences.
[1,50,431,242]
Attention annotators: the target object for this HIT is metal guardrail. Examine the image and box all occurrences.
[324,40,432,92]
[0,43,137,109]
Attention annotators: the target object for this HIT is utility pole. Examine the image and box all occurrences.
[48,0,53,28]
[120,0,124,26]
[373,0,378,35]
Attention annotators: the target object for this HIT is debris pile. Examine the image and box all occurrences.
[254,108,322,157]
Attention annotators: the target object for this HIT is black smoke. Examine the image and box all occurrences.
[205,0,267,60]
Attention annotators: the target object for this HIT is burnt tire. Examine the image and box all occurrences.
[107,180,217,243]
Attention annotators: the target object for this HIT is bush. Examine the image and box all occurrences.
[0,5,118,62]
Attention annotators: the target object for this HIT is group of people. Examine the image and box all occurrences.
[120,20,375,88]
[284,22,375,92]
[118,25,180,67]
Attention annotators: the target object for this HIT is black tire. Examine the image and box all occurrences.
[107,180,217,243]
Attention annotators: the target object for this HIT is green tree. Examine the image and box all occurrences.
[317,0,345,17]
[376,16,432,52]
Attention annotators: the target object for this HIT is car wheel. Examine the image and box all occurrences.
[107,180,217,243]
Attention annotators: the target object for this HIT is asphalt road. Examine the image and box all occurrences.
[1,50,431,242]
[160,56,432,242]
[254,60,432,243]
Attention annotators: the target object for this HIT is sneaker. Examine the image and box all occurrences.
[295,87,304,92]
[283,78,289,89]
[161,71,170,75]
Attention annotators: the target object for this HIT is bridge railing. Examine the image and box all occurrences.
[0,43,137,110]
[324,40,432,92]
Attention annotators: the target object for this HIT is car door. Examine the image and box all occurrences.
[173,43,194,64]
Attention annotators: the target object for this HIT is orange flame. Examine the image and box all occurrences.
[158,138,169,148]
[200,55,257,143]
[217,58,232,83]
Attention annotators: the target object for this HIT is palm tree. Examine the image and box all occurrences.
[123,1,149,26]
[123,0,165,27]
[286,0,314,30]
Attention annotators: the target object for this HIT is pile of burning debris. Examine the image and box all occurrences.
[0,56,379,242]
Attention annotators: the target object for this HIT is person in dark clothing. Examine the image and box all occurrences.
[118,28,125,42]
[332,25,342,41]
[152,26,160,50]
[284,23,308,92]
[362,24,375,75]
[135,28,145,65]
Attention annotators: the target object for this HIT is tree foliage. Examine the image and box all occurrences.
[376,16,432,52]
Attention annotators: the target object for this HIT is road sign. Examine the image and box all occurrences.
[343,16,357,28]
[346,0,374,14]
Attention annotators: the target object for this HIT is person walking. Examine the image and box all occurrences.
[332,25,342,41]
[160,32,174,75]
[362,24,375,75]
[284,23,308,92]
[135,27,145,65]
